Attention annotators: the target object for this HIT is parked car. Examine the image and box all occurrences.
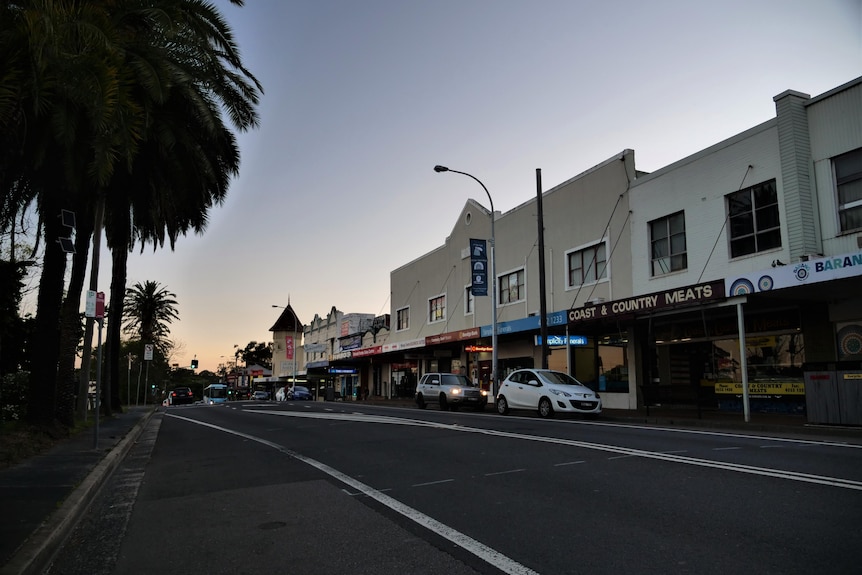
[415,373,488,411]
[290,385,313,401]
[496,369,601,418]
[252,390,269,401]
[168,386,195,405]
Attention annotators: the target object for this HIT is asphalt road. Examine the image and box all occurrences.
[47,402,862,574]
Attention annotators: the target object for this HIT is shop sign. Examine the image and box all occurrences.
[328,367,357,374]
[339,334,362,351]
[568,280,725,324]
[465,345,493,352]
[715,382,805,395]
[534,335,588,346]
[352,346,382,358]
[426,328,480,345]
[726,249,862,296]
[480,311,568,337]
[382,338,426,353]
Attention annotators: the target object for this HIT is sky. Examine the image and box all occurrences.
[67,0,862,373]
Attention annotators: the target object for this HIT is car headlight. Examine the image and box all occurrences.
[550,389,572,397]
[480,390,488,397]
[450,388,461,395]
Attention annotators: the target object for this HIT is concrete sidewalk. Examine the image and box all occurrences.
[2,400,859,575]
[0,406,154,575]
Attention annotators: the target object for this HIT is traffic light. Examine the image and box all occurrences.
[191,359,198,369]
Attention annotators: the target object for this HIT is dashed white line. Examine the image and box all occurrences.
[413,479,455,487]
[484,469,525,477]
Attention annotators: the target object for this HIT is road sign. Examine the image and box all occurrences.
[144,344,154,361]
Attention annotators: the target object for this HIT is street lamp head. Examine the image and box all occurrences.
[434,165,449,173]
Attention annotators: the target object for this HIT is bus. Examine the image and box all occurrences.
[203,383,228,405]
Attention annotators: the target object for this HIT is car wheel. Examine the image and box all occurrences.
[496,396,509,415]
[416,394,426,409]
[538,397,554,418]
[439,393,449,411]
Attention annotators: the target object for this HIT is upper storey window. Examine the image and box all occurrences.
[728,179,781,258]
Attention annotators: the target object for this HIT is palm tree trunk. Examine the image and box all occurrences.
[27,195,68,428]
[55,204,93,427]
[106,244,129,414]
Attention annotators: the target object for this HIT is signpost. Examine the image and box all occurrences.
[86,291,105,449]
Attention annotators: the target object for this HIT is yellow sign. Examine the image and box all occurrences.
[714,382,805,395]
[844,373,862,380]
[746,336,776,348]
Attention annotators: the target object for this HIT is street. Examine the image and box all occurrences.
[48,402,862,574]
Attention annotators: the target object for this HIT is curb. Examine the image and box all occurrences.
[0,409,155,575]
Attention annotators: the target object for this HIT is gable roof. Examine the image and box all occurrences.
[269,303,303,332]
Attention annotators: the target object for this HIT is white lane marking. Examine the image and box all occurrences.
[554,461,585,466]
[413,479,455,488]
[243,409,862,491]
[560,419,862,449]
[168,413,539,575]
[713,447,742,451]
[484,469,525,477]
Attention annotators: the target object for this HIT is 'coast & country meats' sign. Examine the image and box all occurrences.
[568,280,725,324]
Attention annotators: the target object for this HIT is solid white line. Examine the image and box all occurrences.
[553,461,585,466]
[713,447,741,451]
[168,413,539,575]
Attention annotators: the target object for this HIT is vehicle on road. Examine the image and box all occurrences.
[203,383,228,405]
[496,369,601,418]
[415,373,488,411]
[290,385,313,400]
[252,390,269,401]
[276,385,313,401]
[168,386,195,405]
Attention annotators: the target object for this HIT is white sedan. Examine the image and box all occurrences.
[496,369,601,418]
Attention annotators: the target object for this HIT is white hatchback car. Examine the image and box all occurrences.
[496,369,601,418]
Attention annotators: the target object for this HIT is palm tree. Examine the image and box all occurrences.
[0,1,127,428]
[122,281,179,358]
[1,0,260,426]
[99,0,260,412]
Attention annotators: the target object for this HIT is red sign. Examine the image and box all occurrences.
[465,345,493,352]
[95,292,105,319]
[285,336,294,360]
[352,346,382,358]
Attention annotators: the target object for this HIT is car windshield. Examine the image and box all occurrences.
[173,388,190,394]
[294,386,308,393]
[539,371,583,386]
[440,374,475,387]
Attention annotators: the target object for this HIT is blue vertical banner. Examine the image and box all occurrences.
[470,238,488,296]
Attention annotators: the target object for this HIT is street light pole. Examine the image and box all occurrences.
[434,165,499,396]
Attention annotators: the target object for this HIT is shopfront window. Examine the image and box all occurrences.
[598,341,628,393]
[709,334,805,384]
